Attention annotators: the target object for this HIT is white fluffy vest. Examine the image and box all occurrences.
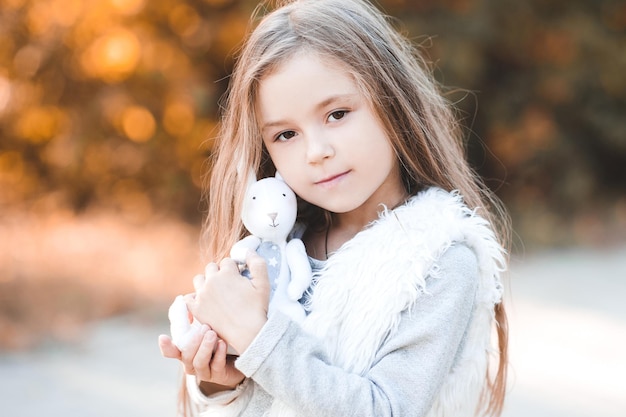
[269,188,506,417]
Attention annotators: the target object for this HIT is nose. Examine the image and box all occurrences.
[268,212,278,222]
[306,135,334,164]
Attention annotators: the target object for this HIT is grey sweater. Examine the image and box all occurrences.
[188,244,478,417]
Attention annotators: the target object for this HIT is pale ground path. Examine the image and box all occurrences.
[1,245,625,417]
[503,245,626,417]
[0,315,181,417]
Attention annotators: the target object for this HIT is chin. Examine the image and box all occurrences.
[319,201,361,215]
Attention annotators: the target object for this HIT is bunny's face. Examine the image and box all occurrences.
[241,177,298,243]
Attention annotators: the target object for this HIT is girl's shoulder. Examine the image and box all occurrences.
[438,243,479,276]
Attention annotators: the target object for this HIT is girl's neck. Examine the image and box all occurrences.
[333,189,410,229]
[325,191,410,258]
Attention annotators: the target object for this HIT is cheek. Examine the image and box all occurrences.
[265,147,284,174]
[266,145,300,176]
[276,169,303,193]
[263,151,300,186]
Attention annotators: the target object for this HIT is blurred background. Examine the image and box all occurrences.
[0,0,624,416]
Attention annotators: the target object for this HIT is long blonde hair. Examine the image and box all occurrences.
[197,1,510,415]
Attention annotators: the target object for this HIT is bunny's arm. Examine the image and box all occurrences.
[285,238,313,301]
[230,235,262,263]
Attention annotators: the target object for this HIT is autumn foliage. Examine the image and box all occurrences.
[0,0,624,348]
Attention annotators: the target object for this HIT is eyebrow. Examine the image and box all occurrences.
[260,93,358,132]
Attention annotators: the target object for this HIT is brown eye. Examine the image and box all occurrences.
[276,131,297,142]
[329,110,347,121]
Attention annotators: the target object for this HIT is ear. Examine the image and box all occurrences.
[275,171,284,182]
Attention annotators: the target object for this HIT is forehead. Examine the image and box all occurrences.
[256,52,366,116]
[264,51,354,87]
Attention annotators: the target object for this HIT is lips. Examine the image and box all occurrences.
[315,170,350,187]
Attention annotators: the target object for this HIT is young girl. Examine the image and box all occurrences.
[158,1,510,416]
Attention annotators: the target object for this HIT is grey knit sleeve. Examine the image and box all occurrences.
[232,244,479,417]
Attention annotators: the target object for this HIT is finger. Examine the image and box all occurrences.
[219,257,240,273]
[211,339,228,372]
[205,262,218,276]
[158,334,182,359]
[184,292,196,308]
[246,251,270,293]
[192,274,205,292]
[193,330,219,381]
[180,324,209,375]
[184,293,202,320]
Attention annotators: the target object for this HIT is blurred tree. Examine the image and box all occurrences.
[0,0,624,246]
[0,0,257,222]
[386,0,626,246]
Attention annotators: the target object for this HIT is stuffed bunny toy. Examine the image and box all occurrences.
[230,172,312,321]
[168,172,312,353]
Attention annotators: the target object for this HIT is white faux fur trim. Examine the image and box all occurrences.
[271,188,505,417]
[191,376,254,417]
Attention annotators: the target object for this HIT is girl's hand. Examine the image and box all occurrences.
[186,251,270,354]
[158,325,245,390]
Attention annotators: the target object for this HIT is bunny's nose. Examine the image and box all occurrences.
[268,213,278,222]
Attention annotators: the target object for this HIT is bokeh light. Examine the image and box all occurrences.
[121,105,156,142]
[163,97,196,138]
[80,27,142,83]
[13,106,67,143]
[109,0,146,16]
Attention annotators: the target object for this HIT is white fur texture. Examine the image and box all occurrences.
[268,188,505,417]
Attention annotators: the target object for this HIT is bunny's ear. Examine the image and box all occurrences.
[236,154,257,191]
[275,171,284,182]
[245,168,257,191]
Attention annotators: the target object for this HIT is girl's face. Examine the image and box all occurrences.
[257,52,406,221]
